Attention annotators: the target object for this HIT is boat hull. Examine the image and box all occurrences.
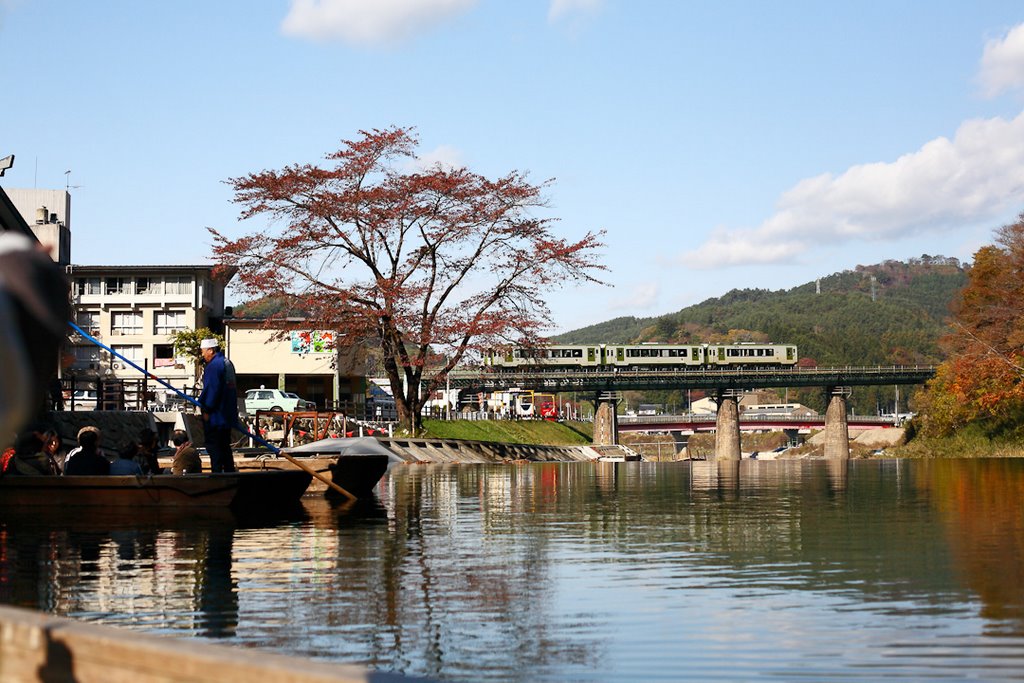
[0,470,311,509]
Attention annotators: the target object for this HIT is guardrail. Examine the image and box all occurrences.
[617,413,897,426]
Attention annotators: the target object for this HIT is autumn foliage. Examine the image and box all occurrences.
[210,127,605,432]
[915,214,1024,437]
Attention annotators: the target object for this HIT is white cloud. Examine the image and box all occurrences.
[415,144,465,170]
[282,0,476,46]
[978,23,1024,97]
[548,0,602,24]
[680,111,1024,269]
[610,282,659,311]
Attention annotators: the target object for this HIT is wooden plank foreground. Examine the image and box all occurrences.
[0,605,421,683]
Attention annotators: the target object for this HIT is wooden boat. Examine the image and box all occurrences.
[0,470,312,509]
[281,437,401,498]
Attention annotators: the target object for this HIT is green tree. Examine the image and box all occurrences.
[170,328,224,381]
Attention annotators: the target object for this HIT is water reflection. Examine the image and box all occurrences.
[0,505,307,638]
[1,460,1023,681]
[918,458,1024,634]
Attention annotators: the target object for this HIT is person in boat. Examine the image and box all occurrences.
[198,338,237,473]
[63,426,110,476]
[134,428,161,474]
[110,443,144,475]
[39,427,65,474]
[170,429,202,474]
[2,429,57,475]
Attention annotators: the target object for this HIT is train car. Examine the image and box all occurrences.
[705,343,797,368]
[539,401,559,421]
[485,345,604,370]
[485,342,798,371]
[604,344,704,369]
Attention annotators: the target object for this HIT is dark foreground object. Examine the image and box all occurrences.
[0,470,312,509]
[283,437,399,498]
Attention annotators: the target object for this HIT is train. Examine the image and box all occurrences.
[484,342,798,371]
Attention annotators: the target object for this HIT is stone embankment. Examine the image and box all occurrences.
[377,437,620,463]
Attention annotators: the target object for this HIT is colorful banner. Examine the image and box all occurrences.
[290,330,335,354]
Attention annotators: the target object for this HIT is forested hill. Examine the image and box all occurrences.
[555,256,967,367]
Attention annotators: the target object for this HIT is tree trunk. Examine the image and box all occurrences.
[385,367,425,435]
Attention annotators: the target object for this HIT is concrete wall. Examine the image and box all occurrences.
[0,604,409,683]
[226,326,336,376]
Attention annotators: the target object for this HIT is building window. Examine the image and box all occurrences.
[105,277,128,295]
[75,310,100,335]
[137,277,163,295]
[164,276,192,295]
[112,345,142,362]
[111,311,142,335]
[74,345,102,364]
[153,343,177,368]
[154,310,186,334]
[75,277,102,296]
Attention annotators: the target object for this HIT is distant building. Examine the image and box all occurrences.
[224,319,366,412]
[690,394,818,417]
[691,397,717,415]
[66,264,234,391]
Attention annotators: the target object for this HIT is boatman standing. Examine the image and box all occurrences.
[198,338,238,473]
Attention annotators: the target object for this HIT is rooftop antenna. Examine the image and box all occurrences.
[64,169,82,192]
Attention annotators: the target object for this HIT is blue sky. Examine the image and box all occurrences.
[3,1,1024,333]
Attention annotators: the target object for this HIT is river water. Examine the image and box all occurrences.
[2,459,1023,681]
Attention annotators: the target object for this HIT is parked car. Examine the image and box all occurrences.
[244,389,316,416]
[66,389,98,411]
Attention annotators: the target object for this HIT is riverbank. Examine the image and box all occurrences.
[419,418,594,444]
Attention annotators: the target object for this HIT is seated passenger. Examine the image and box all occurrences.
[3,430,53,475]
[170,430,202,474]
[110,443,144,475]
[135,428,161,475]
[39,427,65,474]
[63,427,110,476]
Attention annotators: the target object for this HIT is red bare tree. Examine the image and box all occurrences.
[210,127,606,433]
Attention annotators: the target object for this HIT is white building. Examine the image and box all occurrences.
[67,264,235,392]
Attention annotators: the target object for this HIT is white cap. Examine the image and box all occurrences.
[200,338,219,350]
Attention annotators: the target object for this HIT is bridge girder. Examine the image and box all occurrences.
[447,366,936,393]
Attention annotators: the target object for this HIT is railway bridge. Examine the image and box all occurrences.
[447,365,936,460]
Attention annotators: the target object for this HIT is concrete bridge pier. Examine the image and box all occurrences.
[824,386,852,460]
[591,391,621,446]
[713,389,742,461]
[668,430,692,459]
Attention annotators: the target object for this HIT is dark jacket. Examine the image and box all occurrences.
[198,352,238,429]
[64,449,111,476]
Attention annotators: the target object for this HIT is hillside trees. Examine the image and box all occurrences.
[210,127,605,433]
[916,214,1024,436]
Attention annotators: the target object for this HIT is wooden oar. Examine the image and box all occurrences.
[245,427,356,502]
[67,321,359,502]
